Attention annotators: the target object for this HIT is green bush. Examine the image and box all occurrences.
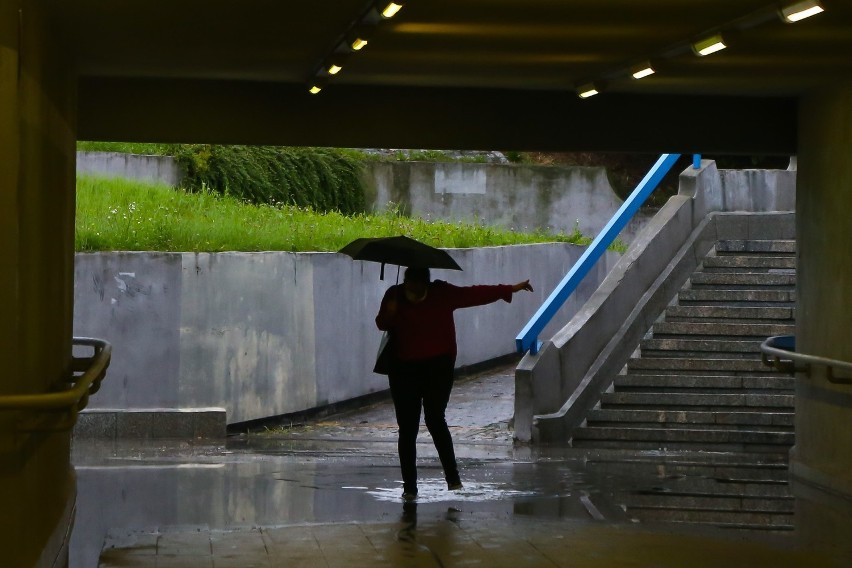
[172,145,366,214]
[504,150,528,164]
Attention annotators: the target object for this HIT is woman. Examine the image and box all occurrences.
[375,266,533,501]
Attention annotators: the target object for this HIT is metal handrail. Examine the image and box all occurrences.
[0,337,112,411]
[515,153,684,354]
[760,335,852,385]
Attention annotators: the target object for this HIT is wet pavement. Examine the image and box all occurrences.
[71,365,850,567]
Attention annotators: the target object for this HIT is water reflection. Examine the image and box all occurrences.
[71,440,851,567]
[388,502,481,566]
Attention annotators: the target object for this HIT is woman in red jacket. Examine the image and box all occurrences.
[375,266,533,501]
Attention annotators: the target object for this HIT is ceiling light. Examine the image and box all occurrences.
[631,62,655,80]
[308,78,327,94]
[344,27,374,52]
[577,83,599,99]
[380,2,404,19]
[781,0,824,23]
[327,63,343,75]
[692,34,727,56]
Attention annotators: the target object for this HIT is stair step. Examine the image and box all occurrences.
[716,240,796,254]
[627,507,793,528]
[678,289,796,305]
[572,426,794,445]
[614,374,795,391]
[571,440,790,452]
[626,494,794,513]
[651,322,794,338]
[702,256,796,272]
[600,391,795,408]
[634,520,793,532]
[640,351,761,360]
[639,339,764,359]
[587,409,794,427]
[630,476,792,498]
[690,272,796,289]
[626,357,781,374]
[584,459,790,482]
[664,306,794,322]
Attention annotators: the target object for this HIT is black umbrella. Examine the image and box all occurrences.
[338,235,462,280]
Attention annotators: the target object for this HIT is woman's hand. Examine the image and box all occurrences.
[511,280,533,293]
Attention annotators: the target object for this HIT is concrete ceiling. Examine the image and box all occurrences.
[64,0,852,153]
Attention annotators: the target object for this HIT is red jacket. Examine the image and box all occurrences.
[375,280,513,362]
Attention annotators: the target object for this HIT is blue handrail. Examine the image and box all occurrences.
[515,153,683,354]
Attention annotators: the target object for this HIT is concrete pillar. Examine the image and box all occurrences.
[0,1,78,566]
[793,83,852,550]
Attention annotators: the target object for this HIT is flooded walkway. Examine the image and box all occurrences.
[73,364,848,567]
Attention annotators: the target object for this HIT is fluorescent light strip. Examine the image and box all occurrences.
[577,84,598,99]
[693,35,726,56]
[697,41,726,56]
[381,3,403,19]
[631,65,655,80]
[782,1,824,23]
[328,64,342,75]
[351,37,368,50]
[309,85,322,94]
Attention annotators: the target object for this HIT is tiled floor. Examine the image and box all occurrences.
[99,517,844,568]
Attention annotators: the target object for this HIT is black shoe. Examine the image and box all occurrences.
[447,481,463,491]
[402,490,418,502]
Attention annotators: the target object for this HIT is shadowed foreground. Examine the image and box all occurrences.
[76,365,847,567]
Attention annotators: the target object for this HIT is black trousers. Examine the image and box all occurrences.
[388,354,460,493]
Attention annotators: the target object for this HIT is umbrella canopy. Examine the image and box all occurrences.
[338,235,462,279]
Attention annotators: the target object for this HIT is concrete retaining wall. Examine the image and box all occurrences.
[74,244,618,426]
[719,168,796,212]
[77,151,181,187]
[514,161,797,442]
[363,161,654,242]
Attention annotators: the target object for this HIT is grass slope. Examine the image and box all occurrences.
[76,176,597,253]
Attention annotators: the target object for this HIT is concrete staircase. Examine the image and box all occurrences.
[572,239,796,453]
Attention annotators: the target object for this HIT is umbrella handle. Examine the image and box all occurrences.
[379,264,400,282]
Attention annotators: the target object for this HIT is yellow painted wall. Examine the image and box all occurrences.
[795,83,852,499]
[0,1,78,566]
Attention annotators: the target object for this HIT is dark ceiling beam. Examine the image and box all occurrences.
[78,77,797,154]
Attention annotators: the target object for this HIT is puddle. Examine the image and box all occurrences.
[69,440,589,567]
[366,477,538,504]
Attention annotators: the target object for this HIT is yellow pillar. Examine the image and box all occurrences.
[794,83,852,552]
[1,1,78,565]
